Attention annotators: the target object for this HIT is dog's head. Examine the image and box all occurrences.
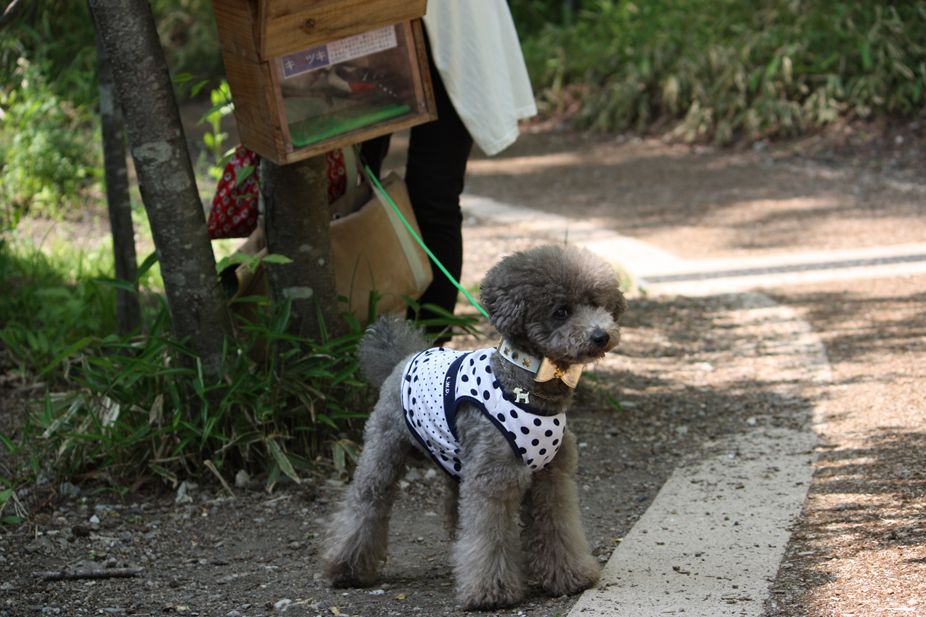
[479,245,627,366]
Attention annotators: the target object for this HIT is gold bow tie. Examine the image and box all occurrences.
[535,358,584,389]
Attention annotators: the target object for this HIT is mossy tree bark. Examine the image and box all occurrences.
[88,0,233,376]
[93,21,141,335]
[261,157,345,341]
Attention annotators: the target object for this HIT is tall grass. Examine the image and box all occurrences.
[0,237,477,491]
[1,239,358,487]
[522,0,926,143]
[26,296,374,490]
[0,239,121,376]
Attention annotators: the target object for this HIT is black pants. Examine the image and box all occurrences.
[361,44,474,323]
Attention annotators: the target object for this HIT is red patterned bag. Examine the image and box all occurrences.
[208,146,348,239]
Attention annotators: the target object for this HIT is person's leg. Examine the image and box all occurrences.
[405,53,474,328]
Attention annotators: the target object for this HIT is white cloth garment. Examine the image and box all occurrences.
[401,347,566,480]
[423,1,538,155]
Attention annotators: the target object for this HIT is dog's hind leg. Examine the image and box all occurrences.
[323,393,411,587]
[452,410,532,610]
[443,477,459,540]
[522,428,601,596]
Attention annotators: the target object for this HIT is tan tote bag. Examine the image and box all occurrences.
[224,171,432,323]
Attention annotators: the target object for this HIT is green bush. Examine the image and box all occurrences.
[0,238,365,486]
[27,298,374,489]
[523,0,926,142]
[1,237,479,488]
[0,59,100,223]
[152,0,225,81]
[0,1,99,109]
[0,0,225,227]
[0,3,100,225]
[0,239,119,372]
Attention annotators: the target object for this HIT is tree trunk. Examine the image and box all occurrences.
[88,0,232,376]
[261,157,344,341]
[94,22,142,335]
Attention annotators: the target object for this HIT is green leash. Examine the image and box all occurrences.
[364,164,490,320]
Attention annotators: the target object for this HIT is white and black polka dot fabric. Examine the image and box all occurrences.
[401,347,566,480]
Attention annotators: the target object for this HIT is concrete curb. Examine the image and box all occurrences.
[570,427,816,616]
[461,193,832,617]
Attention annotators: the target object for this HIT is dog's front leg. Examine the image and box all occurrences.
[522,428,601,596]
[452,409,532,611]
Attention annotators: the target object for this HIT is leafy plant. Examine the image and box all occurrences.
[0,239,120,378]
[199,80,236,180]
[0,486,25,526]
[0,58,100,223]
[1,228,481,490]
[0,430,28,525]
[215,249,292,276]
[0,1,98,109]
[26,297,374,489]
[522,0,926,143]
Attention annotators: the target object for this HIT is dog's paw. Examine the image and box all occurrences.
[323,556,379,589]
[458,580,524,612]
[540,556,601,597]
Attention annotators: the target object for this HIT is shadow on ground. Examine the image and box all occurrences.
[465,132,926,258]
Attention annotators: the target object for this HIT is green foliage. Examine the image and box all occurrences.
[523,0,926,143]
[0,0,228,228]
[216,250,292,276]
[199,80,236,180]
[510,0,582,33]
[0,1,99,109]
[152,0,225,84]
[0,237,366,487]
[0,485,25,526]
[0,239,121,376]
[0,432,28,525]
[24,296,374,489]
[0,2,100,225]
[0,237,481,489]
[0,59,101,224]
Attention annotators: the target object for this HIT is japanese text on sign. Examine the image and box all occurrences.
[281,25,398,79]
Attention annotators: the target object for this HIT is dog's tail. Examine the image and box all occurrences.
[358,314,429,388]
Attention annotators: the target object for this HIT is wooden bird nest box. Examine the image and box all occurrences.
[212,0,436,164]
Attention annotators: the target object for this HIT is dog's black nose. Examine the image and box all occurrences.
[590,328,610,348]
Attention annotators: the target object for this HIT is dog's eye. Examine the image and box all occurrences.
[552,306,571,321]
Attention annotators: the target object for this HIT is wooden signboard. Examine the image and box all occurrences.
[212,0,435,164]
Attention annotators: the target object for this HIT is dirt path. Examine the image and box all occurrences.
[2,126,925,616]
[464,128,926,616]
[765,276,926,616]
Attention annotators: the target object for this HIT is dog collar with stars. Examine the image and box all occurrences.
[496,339,584,389]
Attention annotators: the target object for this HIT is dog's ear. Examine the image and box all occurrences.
[479,274,526,337]
[607,286,628,322]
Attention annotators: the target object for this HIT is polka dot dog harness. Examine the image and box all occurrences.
[401,347,566,480]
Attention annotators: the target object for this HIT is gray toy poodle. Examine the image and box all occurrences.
[323,244,627,610]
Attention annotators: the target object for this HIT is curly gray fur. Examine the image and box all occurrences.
[357,314,428,388]
[324,245,626,610]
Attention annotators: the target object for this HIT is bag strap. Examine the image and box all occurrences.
[367,171,432,292]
